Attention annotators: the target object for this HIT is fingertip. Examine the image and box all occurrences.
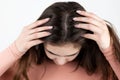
[44,18,50,21]
[73,17,78,21]
[38,18,50,22]
[76,10,86,15]
[48,26,53,29]
[76,10,82,13]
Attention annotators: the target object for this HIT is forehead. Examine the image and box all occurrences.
[44,43,81,55]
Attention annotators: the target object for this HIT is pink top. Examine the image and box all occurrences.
[0,42,120,80]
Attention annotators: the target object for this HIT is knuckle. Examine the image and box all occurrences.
[89,18,93,21]
[86,18,91,22]
[87,24,92,29]
[33,33,39,38]
[102,21,107,25]
[34,22,40,26]
[34,28,38,32]
[36,33,40,38]
[34,21,42,26]
[87,24,91,27]
[89,12,95,16]
[89,18,94,23]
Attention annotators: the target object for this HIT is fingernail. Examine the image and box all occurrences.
[48,26,53,29]
[76,10,82,13]
[45,18,50,21]
[73,17,78,21]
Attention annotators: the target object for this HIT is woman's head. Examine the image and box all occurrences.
[14,2,120,80]
[38,2,88,44]
[36,2,90,65]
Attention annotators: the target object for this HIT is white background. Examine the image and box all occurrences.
[0,0,120,51]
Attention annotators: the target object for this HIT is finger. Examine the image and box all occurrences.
[29,40,44,47]
[29,26,53,35]
[75,23,103,34]
[82,34,97,41]
[73,17,104,29]
[27,18,50,29]
[29,32,51,40]
[76,10,105,24]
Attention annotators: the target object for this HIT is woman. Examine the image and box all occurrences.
[0,1,120,80]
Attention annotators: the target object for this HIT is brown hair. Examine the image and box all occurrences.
[13,2,120,80]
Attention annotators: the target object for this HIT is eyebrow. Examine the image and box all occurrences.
[46,49,79,57]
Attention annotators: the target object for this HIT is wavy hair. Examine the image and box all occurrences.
[13,2,120,80]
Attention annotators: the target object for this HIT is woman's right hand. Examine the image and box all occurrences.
[15,18,52,55]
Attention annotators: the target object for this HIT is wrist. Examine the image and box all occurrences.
[9,41,24,59]
[102,45,116,61]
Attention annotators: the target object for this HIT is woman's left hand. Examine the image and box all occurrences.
[73,10,111,52]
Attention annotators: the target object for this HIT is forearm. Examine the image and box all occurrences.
[103,45,120,79]
[108,56,120,79]
[0,42,23,76]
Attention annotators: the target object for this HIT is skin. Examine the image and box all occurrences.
[15,18,53,55]
[73,10,111,53]
[15,10,111,63]
[44,43,81,65]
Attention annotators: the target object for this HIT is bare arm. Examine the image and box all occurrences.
[103,45,120,79]
[73,10,120,79]
[0,42,22,76]
[0,18,52,77]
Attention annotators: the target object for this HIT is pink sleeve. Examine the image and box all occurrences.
[0,42,23,76]
[103,45,120,79]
